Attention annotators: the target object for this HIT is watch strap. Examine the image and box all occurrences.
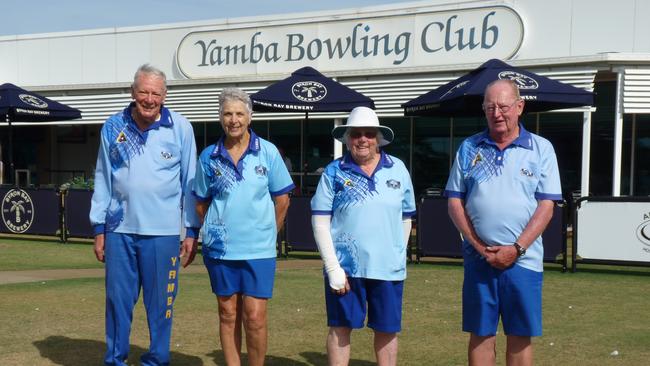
[513,242,526,257]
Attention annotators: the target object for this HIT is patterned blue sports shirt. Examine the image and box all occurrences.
[311,151,416,281]
[90,103,200,237]
[194,130,294,260]
[444,125,562,272]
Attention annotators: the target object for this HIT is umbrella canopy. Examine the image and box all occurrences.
[0,83,82,121]
[402,59,594,117]
[250,66,374,113]
[1,83,82,184]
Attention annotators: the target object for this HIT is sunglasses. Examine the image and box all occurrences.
[349,130,378,139]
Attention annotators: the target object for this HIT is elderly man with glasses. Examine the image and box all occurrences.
[444,79,562,366]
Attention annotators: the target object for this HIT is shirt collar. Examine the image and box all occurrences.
[210,129,261,158]
[340,150,393,177]
[124,102,173,131]
[476,123,534,151]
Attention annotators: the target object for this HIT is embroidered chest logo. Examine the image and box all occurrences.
[520,168,534,177]
[471,153,483,167]
[255,165,268,176]
[161,151,173,160]
[386,179,401,189]
[343,179,354,187]
[116,131,127,143]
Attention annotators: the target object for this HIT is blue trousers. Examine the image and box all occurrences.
[103,233,180,366]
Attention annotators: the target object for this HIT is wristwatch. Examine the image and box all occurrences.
[513,242,526,257]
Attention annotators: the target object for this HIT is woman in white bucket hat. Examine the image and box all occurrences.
[311,106,416,366]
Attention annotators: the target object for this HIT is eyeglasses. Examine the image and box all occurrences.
[349,130,378,139]
[482,99,520,114]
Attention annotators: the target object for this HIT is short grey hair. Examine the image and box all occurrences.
[219,87,253,116]
[133,63,167,92]
[343,128,384,150]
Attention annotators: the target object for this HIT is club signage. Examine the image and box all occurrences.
[2,189,34,233]
[177,6,523,79]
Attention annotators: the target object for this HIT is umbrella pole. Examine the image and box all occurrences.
[300,114,305,195]
[629,114,636,195]
[6,113,13,186]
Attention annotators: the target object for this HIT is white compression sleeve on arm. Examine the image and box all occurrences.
[312,215,346,290]
[403,218,412,246]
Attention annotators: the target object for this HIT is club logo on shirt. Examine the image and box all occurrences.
[255,165,268,176]
[116,131,127,143]
[386,179,401,189]
[520,168,534,177]
[161,151,173,160]
[471,153,483,167]
[343,178,354,187]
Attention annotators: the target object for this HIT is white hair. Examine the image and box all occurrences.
[219,87,253,117]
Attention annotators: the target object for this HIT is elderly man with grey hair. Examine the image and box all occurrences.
[90,63,200,365]
[445,79,562,366]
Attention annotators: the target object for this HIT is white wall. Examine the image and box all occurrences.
[0,0,647,87]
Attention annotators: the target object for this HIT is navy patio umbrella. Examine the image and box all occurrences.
[250,66,375,113]
[250,66,375,193]
[402,58,594,116]
[0,83,82,184]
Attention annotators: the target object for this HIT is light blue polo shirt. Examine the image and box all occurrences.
[194,130,295,260]
[311,152,416,281]
[444,125,562,272]
[89,103,200,237]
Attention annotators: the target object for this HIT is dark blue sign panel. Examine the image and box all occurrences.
[417,197,566,269]
[64,189,94,238]
[285,196,318,252]
[0,187,60,236]
[416,197,463,259]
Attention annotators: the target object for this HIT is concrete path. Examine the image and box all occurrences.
[0,259,322,285]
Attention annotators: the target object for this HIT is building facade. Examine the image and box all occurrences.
[1,0,649,198]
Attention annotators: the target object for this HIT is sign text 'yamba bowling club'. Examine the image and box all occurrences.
[177,6,523,78]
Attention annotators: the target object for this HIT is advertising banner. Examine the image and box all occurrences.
[575,199,650,264]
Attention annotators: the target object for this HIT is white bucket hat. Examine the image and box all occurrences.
[332,106,394,147]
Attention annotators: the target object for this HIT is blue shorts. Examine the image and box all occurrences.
[462,252,543,337]
[324,277,404,333]
[203,257,276,299]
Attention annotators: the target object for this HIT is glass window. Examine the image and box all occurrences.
[268,120,300,175]
[303,119,334,194]
[627,114,650,196]
[536,113,582,199]
[589,81,616,196]
[412,116,453,197]
[193,120,223,152]
[381,117,411,169]
[452,116,486,154]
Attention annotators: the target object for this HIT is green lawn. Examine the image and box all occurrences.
[0,236,103,271]
[1,236,650,365]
